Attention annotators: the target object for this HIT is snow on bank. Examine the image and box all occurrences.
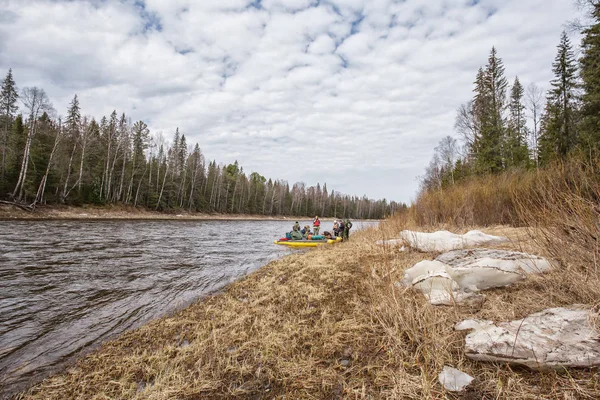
[401,249,552,305]
[438,366,474,392]
[377,230,509,252]
[455,307,600,369]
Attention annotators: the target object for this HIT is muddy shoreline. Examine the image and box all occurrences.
[0,204,348,222]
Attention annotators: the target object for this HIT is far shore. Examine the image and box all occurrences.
[0,204,377,222]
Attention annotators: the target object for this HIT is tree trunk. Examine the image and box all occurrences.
[126,155,137,205]
[12,124,35,201]
[107,140,121,202]
[77,134,87,193]
[134,167,147,207]
[62,141,77,203]
[101,136,111,200]
[156,162,169,210]
[179,166,187,208]
[117,148,127,202]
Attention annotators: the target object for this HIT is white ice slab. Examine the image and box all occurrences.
[437,249,552,291]
[456,307,600,369]
[398,230,509,252]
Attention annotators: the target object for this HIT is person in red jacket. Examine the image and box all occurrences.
[313,216,321,235]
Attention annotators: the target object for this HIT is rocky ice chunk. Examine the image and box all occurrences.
[456,307,600,369]
[402,250,552,305]
[402,261,485,305]
[399,230,509,252]
[401,260,447,286]
[411,271,459,305]
[436,249,552,291]
[438,366,474,392]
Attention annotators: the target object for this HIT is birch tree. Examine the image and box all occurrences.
[12,87,53,201]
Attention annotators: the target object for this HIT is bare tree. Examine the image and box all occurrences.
[12,87,53,201]
[526,83,544,166]
[435,135,459,184]
[454,101,478,155]
[568,0,600,31]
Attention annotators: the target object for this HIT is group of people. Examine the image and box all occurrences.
[332,218,353,240]
[290,216,353,240]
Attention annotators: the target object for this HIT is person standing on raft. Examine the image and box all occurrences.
[313,216,321,235]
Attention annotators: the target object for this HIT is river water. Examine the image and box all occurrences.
[0,219,375,398]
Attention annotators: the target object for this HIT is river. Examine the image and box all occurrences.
[0,219,375,398]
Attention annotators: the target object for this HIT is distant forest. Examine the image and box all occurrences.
[0,74,403,219]
[421,2,600,192]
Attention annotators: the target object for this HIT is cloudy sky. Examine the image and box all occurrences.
[0,0,580,203]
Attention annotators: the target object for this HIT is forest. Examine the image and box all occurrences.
[0,74,403,219]
[420,2,600,194]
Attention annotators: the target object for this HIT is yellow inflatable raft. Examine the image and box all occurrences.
[274,237,342,247]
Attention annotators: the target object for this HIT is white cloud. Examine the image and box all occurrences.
[0,0,580,202]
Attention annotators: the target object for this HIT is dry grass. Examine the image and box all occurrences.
[14,161,600,398]
[16,220,600,399]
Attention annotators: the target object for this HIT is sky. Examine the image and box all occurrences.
[0,0,581,203]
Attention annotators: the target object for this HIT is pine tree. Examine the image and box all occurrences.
[578,3,600,159]
[538,31,579,164]
[1,69,19,180]
[506,77,529,167]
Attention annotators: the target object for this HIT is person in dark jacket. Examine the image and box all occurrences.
[342,218,353,241]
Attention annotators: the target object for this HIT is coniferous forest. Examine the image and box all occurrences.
[420,3,600,192]
[0,72,403,219]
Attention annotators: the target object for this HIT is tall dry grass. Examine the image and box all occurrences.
[408,161,600,228]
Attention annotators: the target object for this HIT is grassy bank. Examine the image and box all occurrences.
[16,222,600,399]
[409,160,600,228]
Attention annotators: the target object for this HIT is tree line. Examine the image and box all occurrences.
[0,74,403,219]
[421,2,600,192]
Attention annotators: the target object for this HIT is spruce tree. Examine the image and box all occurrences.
[579,3,600,159]
[472,48,508,173]
[506,77,529,167]
[1,69,19,180]
[538,31,579,164]
[65,95,81,134]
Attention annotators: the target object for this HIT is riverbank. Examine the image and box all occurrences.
[15,223,600,399]
[0,204,341,221]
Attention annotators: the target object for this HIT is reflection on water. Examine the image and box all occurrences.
[0,219,376,398]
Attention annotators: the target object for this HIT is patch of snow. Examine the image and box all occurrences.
[456,307,600,369]
[438,366,474,392]
[399,230,509,252]
[437,249,552,291]
[401,249,552,304]
[402,260,447,286]
[455,319,492,331]
[411,271,459,304]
